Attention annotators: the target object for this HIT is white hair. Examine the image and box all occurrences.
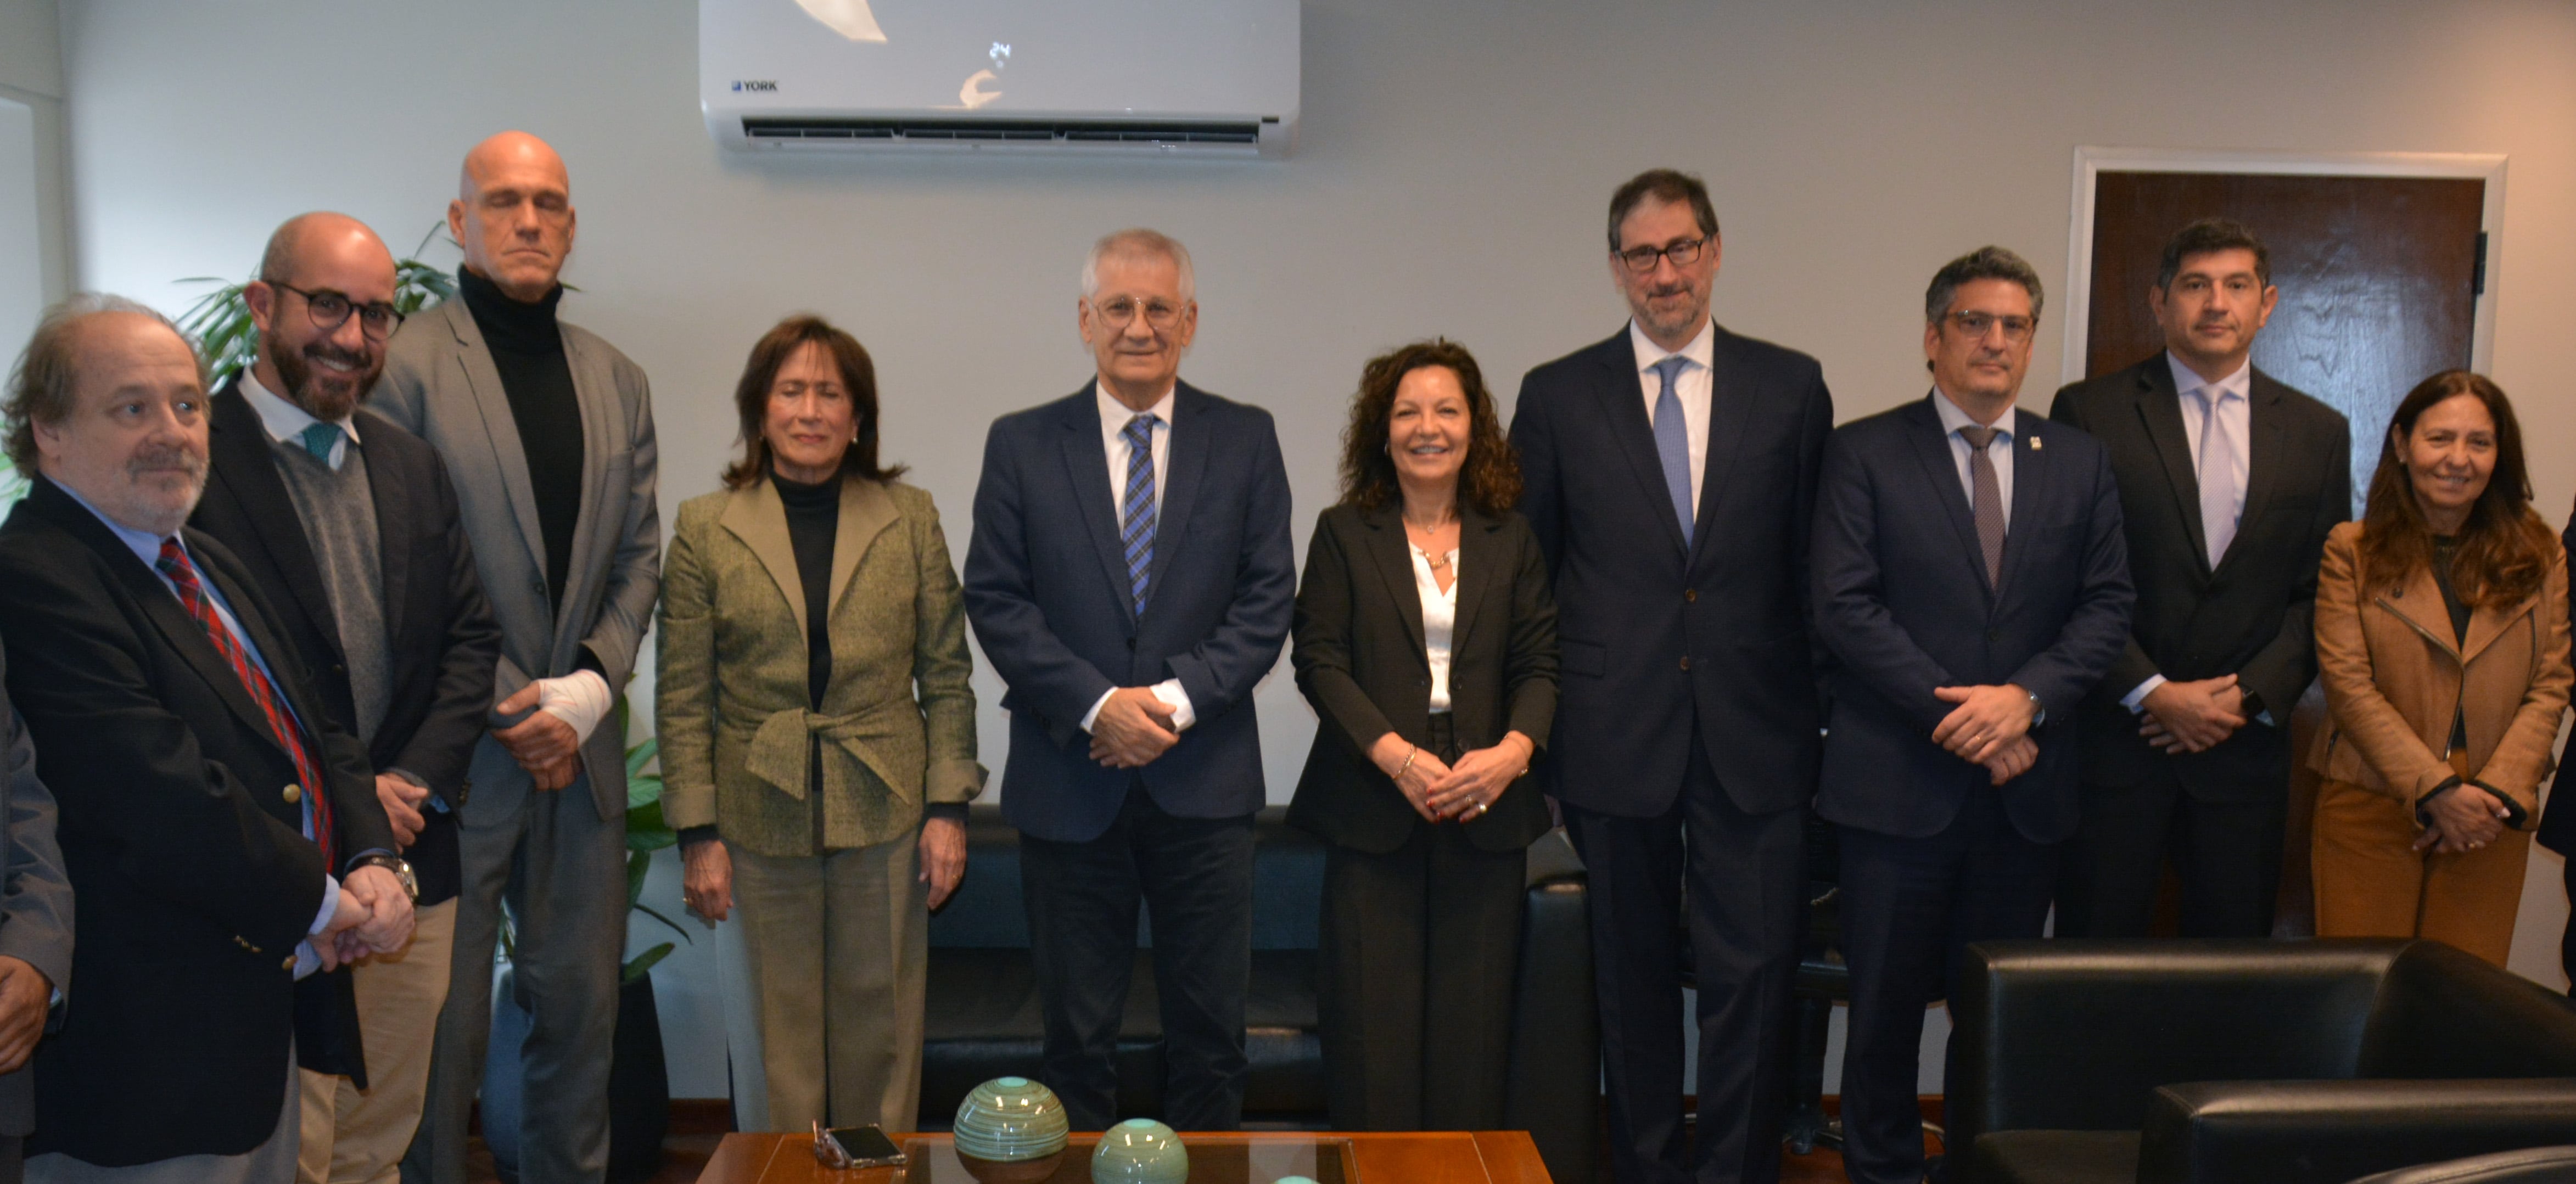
[1079,228,1195,302]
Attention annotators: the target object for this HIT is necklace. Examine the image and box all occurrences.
[1405,515,1455,571]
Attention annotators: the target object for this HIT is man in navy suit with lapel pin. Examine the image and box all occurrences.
[963,228,1296,1133]
[1811,247,2132,1184]
[1510,169,1834,1184]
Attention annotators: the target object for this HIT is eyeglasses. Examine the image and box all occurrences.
[269,281,405,341]
[1945,311,2037,344]
[1089,295,1186,330]
[1614,236,1710,274]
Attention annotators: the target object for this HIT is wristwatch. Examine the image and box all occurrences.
[349,854,420,903]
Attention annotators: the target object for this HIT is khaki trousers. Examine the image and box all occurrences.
[732,833,927,1132]
[2312,769,2530,967]
[299,899,457,1184]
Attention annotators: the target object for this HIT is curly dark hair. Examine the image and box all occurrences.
[1337,339,1519,517]
[2358,369,2551,607]
[720,314,908,490]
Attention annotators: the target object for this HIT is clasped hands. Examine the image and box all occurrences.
[1932,683,2037,785]
[494,680,586,790]
[1090,687,1180,769]
[1370,731,1535,823]
[313,863,415,972]
[2138,675,2247,754]
[2416,780,2514,855]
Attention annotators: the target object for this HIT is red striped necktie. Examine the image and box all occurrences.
[155,540,335,871]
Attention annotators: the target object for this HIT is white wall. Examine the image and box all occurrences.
[0,0,68,350]
[58,0,2576,1101]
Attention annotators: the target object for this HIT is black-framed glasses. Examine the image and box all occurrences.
[1944,311,2037,343]
[1614,235,1710,274]
[1088,295,1186,330]
[269,281,405,341]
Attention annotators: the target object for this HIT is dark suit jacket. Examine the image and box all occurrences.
[963,380,1297,843]
[2048,356,2350,799]
[1286,503,1559,854]
[1509,323,1833,818]
[0,475,393,1164]
[1811,397,2135,843]
[2538,505,2576,857]
[191,383,502,905]
[0,659,73,1138]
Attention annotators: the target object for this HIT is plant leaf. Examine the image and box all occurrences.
[620,942,675,984]
[632,902,693,943]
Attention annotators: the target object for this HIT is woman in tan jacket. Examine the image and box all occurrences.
[657,315,984,1130]
[2310,369,2569,966]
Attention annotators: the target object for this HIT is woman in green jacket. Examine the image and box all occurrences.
[657,315,984,1132]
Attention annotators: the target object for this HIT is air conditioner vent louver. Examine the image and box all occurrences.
[741,117,1265,151]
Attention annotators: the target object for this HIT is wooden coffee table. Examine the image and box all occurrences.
[698,1130,1554,1183]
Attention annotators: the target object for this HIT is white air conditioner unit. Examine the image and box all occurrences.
[701,0,1299,159]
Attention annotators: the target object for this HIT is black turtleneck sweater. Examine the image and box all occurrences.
[772,469,840,709]
[460,268,584,614]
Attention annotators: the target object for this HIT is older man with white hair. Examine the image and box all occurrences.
[964,229,1296,1132]
[0,295,410,1182]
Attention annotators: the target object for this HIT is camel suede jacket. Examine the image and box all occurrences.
[2308,519,2571,822]
[656,476,984,856]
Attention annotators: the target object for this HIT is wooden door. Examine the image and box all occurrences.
[2084,171,2488,507]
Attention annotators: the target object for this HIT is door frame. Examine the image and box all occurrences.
[2059,146,2508,387]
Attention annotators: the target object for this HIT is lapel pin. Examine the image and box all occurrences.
[2029,435,2043,451]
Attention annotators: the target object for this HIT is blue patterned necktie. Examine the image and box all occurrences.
[1120,413,1159,616]
[299,421,342,464]
[1649,355,1696,546]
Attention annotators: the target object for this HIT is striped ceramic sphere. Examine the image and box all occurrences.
[951,1076,1071,1163]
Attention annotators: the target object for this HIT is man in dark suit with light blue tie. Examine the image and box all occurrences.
[962,229,1296,1132]
[1811,247,2132,1184]
[1511,169,1833,1184]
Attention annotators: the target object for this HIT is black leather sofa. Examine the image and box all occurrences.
[919,803,1601,1183]
[2348,1146,2576,1183]
[1948,939,2576,1184]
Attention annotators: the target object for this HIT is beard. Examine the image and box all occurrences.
[265,324,383,422]
[114,441,209,537]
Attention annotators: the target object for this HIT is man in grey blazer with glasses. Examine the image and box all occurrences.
[374,130,662,1184]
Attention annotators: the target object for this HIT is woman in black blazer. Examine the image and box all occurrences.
[1289,338,1559,1132]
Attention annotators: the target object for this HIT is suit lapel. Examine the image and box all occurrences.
[1903,397,1991,599]
[1591,334,1691,555]
[559,326,615,639]
[1143,383,1212,615]
[826,477,900,618]
[1357,506,1429,660]
[719,479,809,639]
[1689,328,1755,571]
[1998,412,2053,603]
[355,413,412,638]
[1055,385,1138,628]
[1449,506,1502,654]
[2462,592,2536,666]
[443,303,550,586]
[2130,359,2213,573]
[2215,370,2291,580]
[205,384,343,662]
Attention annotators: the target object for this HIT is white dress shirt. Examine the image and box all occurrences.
[1930,388,2015,531]
[1080,380,1196,734]
[238,370,360,470]
[1411,544,1459,714]
[1630,318,1715,512]
[2122,354,2258,714]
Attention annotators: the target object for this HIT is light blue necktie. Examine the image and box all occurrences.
[299,422,342,465]
[2195,386,2242,565]
[1119,414,1159,616]
[1649,355,1696,546]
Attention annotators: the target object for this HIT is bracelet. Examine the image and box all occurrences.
[1397,746,1419,779]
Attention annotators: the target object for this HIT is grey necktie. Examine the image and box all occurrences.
[1960,424,2005,587]
[2196,385,2242,565]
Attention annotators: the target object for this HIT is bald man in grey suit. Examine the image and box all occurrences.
[376,132,661,1184]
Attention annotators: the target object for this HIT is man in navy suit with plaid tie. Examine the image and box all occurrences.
[963,229,1296,1132]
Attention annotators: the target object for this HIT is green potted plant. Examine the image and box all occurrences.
[174,225,458,386]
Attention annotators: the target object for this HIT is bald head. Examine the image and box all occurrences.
[449,131,576,302]
[247,212,398,420]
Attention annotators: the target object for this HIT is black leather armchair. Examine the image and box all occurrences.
[1950,939,2576,1184]
[919,804,1601,1183]
[2347,1145,2576,1183]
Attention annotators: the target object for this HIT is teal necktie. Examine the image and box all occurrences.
[299,422,341,464]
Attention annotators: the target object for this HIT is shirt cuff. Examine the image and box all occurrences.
[1150,680,1195,732]
[385,766,451,813]
[1079,688,1116,734]
[295,873,342,980]
[2121,675,2168,714]
[537,670,614,744]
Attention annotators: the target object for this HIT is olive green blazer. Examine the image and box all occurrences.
[656,475,984,856]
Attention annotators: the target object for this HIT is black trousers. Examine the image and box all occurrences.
[1564,737,1804,1184]
[2057,765,2285,939]
[2562,856,2576,997]
[1836,784,2058,1184]
[1019,783,1256,1132]
[1318,715,1528,1132]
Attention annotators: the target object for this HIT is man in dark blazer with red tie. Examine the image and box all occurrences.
[963,229,1296,1133]
[1811,248,2132,1184]
[1510,170,1833,1184]
[0,298,411,1179]
[2047,218,2350,940]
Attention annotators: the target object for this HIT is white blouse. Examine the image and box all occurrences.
[1409,543,1460,713]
